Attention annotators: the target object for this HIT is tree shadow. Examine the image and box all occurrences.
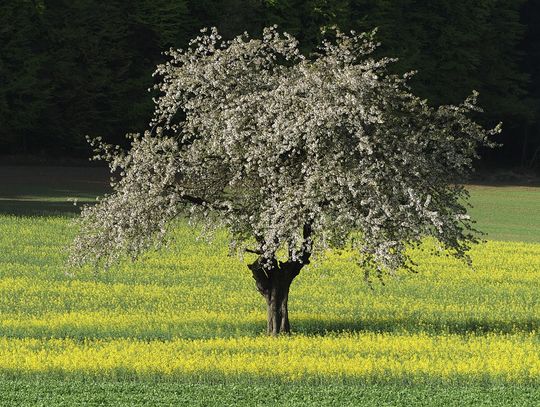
[0,199,83,216]
[0,166,109,216]
[5,316,538,342]
[292,316,540,336]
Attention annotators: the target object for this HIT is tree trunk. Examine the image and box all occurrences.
[266,271,292,335]
[248,258,303,335]
[248,223,312,335]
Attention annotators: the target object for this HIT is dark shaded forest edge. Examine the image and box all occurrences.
[1,0,539,174]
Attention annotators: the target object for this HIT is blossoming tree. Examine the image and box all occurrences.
[69,27,499,335]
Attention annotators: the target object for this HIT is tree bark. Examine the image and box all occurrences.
[248,258,303,335]
[247,223,312,335]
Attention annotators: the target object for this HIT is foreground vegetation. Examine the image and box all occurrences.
[2,379,540,407]
[0,177,539,405]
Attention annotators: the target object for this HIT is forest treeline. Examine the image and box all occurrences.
[1,0,539,169]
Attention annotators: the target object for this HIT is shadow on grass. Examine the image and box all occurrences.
[292,316,540,336]
[4,316,539,341]
[0,166,109,216]
[0,200,83,217]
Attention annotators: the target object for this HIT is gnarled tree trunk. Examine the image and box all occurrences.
[248,223,313,335]
[248,257,304,335]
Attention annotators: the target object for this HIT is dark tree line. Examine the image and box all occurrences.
[1,0,539,170]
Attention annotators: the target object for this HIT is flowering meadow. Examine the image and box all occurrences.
[0,185,539,405]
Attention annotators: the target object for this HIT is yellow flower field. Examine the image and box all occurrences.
[0,215,539,384]
[0,333,539,383]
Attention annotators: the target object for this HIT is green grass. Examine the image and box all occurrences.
[0,166,539,405]
[1,379,540,407]
[468,185,540,243]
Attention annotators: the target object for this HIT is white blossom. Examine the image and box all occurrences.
[69,27,499,276]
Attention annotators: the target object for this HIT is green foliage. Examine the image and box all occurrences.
[0,0,51,153]
[43,1,132,149]
[0,0,535,167]
[345,1,531,118]
[1,379,540,407]
[263,0,351,53]
[1,0,191,154]
[187,0,267,39]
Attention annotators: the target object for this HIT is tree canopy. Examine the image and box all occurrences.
[69,27,499,334]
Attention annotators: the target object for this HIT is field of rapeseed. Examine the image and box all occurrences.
[0,181,539,405]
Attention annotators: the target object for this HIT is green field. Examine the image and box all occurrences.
[0,167,539,406]
[467,185,540,243]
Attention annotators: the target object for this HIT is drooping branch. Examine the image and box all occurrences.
[178,193,231,212]
[245,248,263,255]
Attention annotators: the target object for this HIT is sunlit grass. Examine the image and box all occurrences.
[468,185,540,243]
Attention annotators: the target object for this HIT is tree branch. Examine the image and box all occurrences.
[284,221,313,267]
[245,248,263,255]
[179,193,231,211]
[298,221,313,264]
[248,256,274,297]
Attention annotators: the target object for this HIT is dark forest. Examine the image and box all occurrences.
[1,0,539,171]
